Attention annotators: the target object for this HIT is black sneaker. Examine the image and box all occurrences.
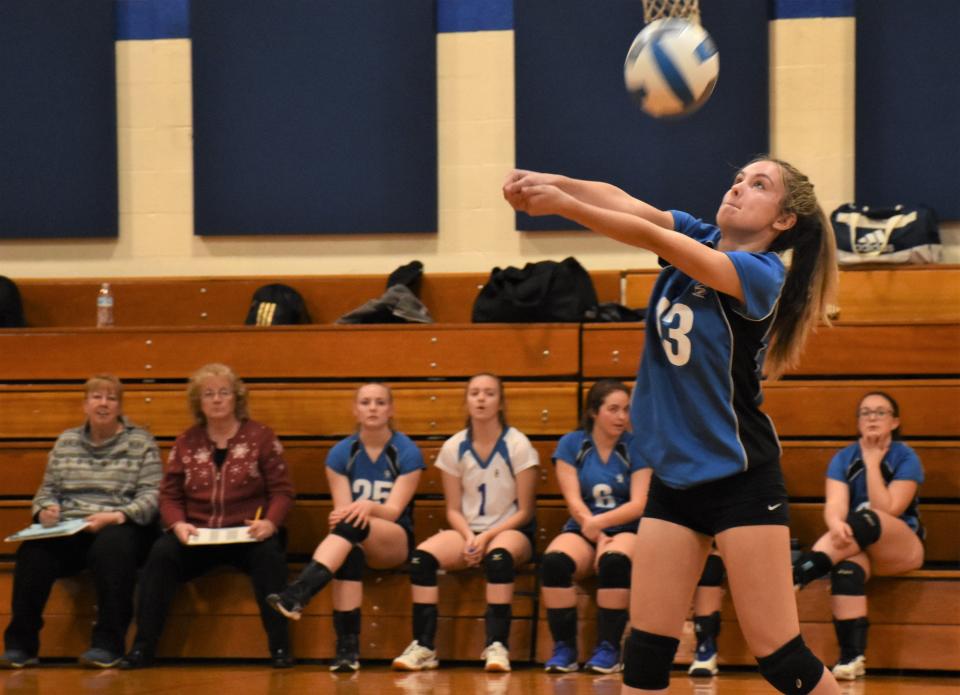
[271,647,295,669]
[266,591,304,621]
[330,643,359,673]
[119,645,155,670]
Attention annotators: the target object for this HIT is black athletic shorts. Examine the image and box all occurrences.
[642,462,790,536]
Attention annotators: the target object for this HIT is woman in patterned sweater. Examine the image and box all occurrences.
[0,374,161,670]
[120,363,295,669]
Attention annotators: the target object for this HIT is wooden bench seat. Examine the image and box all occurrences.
[2,561,955,666]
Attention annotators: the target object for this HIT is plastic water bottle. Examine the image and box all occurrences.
[96,282,114,327]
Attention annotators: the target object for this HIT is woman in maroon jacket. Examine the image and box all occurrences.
[120,363,295,669]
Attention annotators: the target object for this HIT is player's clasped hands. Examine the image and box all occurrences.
[328,499,374,530]
[502,169,572,217]
[463,530,491,567]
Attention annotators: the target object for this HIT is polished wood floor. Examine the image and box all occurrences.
[0,664,956,694]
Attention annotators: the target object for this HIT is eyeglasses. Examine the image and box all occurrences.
[201,389,233,400]
[858,408,893,418]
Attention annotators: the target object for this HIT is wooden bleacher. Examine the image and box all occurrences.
[0,266,957,668]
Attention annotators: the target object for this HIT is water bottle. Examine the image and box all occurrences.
[96,282,114,327]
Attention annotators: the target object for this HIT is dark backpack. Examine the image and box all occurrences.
[244,284,311,326]
[472,257,598,323]
[0,276,26,327]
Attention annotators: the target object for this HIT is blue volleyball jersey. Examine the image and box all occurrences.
[554,430,645,536]
[325,431,425,533]
[826,441,924,534]
[631,210,786,489]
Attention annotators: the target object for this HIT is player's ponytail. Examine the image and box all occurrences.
[761,158,838,379]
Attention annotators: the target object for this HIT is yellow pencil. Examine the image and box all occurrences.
[254,506,263,522]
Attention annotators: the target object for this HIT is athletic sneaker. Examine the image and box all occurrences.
[584,640,622,674]
[78,647,122,668]
[392,641,439,671]
[544,641,579,673]
[0,649,38,669]
[832,654,866,680]
[482,641,511,672]
[265,591,303,621]
[329,644,359,673]
[688,637,719,677]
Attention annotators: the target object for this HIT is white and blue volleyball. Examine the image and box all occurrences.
[624,18,719,118]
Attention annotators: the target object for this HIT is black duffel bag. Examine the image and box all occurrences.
[472,257,598,323]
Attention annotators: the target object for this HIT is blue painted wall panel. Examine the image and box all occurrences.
[191,0,437,236]
[0,0,118,239]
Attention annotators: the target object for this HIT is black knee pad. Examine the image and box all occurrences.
[540,551,575,588]
[331,520,371,545]
[409,549,439,587]
[756,635,825,694]
[334,545,366,581]
[830,561,866,596]
[484,548,515,584]
[597,551,631,589]
[623,629,680,690]
[698,554,725,587]
[847,509,881,549]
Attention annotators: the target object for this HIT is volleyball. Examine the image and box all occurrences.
[624,17,719,118]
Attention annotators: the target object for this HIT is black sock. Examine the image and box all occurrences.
[693,611,721,649]
[412,603,438,650]
[793,551,833,588]
[333,608,361,649]
[547,606,578,645]
[596,607,629,648]
[834,617,869,662]
[485,603,512,647]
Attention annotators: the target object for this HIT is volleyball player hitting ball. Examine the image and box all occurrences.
[504,157,841,694]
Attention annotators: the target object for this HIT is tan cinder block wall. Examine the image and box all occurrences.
[2,18,955,277]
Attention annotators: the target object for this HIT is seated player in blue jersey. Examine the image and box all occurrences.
[793,391,924,681]
[267,382,424,672]
[392,373,538,673]
[505,157,843,694]
[541,379,649,674]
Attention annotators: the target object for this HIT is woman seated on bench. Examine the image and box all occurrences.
[793,391,925,681]
[392,372,539,673]
[267,382,424,672]
[121,363,295,669]
[0,374,161,670]
[540,379,649,675]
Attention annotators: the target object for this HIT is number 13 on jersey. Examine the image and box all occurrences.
[655,297,694,367]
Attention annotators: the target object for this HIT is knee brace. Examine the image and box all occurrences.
[334,545,366,581]
[540,551,575,588]
[597,551,632,590]
[830,561,866,596]
[484,548,515,584]
[622,629,680,690]
[847,509,881,549]
[698,554,725,587]
[331,520,371,545]
[756,635,825,694]
[693,611,721,640]
[409,549,439,587]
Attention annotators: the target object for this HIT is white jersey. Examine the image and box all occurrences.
[435,426,539,532]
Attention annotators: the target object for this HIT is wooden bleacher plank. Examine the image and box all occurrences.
[624,266,960,324]
[14,271,625,328]
[0,382,580,439]
[781,440,960,499]
[581,322,960,378]
[0,324,580,381]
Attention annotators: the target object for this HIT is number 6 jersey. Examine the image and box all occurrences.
[632,210,786,489]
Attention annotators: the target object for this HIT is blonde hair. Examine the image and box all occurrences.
[354,382,395,431]
[187,363,249,425]
[464,372,508,432]
[84,374,123,402]
[755,156,838,378]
